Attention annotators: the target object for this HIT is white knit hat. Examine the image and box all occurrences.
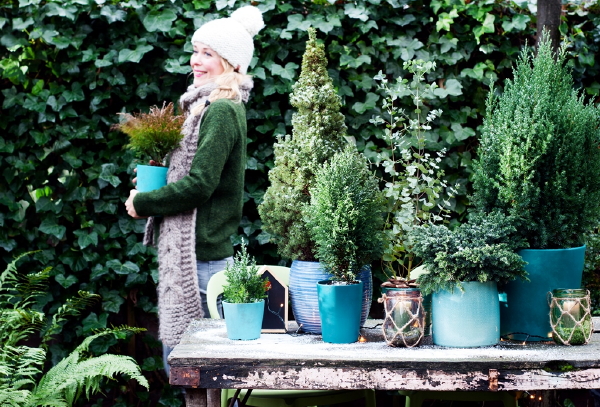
[191,6,264,74]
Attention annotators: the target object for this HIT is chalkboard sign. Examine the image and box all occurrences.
[259,267,289,333]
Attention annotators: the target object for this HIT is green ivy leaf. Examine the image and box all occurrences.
[74,229,99,249]
[270,62,299,81]
[344,3,369,21]
[82,312,108,334]
[473,13,495,43]
[55,273,78,288]
[143,9,177,32]
[352,92,379,114]
[100,5,127,23]
[39,218,66,239]
[118,44,154,64]
[100,287,125,313]
[107,259,140,275]
[451,123,476,141]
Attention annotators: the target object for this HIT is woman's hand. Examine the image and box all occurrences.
[125,189,142,219]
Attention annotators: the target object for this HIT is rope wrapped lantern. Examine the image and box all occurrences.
[548,288,592,346]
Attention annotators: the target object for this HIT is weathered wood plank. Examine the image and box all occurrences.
[168,318,600,393]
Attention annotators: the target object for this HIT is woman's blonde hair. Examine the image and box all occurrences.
[191,58,251,116]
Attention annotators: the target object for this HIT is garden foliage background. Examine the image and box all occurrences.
[1,0,600,405]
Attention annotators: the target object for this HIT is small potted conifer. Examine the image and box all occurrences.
[410,212,527,347]
[304,146,385,343]
[222,243,271,340]
[112,102,184,192]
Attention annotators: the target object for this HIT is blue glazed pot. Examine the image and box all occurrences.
[432,281,500,347]
[500,246,586,341]
[222,300,265,340]
[136,164,168,192]
[289,261,372,334]
[317,280,363,343]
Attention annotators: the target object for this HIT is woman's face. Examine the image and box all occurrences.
[190,42,225,87]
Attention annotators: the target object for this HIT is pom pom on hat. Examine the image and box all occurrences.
[191,5,264,74]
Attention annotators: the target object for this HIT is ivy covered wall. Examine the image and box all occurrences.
[1,0,599,404]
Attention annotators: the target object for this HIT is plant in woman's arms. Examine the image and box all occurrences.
[112,102,185,167]
[305,147,385,283]
[223,243,270,304]
[369,59,456,286]
[409,212,528,295]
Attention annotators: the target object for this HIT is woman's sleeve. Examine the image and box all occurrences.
[133,101,240,217]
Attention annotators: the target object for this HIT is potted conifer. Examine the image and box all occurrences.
[258,28,372,334]
[112,102,184,192]
[304,147,385,343]
[470,32,600,340]
[222,243,271,340]
[410,212,527,347]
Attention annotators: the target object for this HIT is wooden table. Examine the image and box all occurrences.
[169,318,600,407]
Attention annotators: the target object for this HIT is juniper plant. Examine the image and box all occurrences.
[305,147,385,283]
[223,243,270,304]
[471,32,600,249]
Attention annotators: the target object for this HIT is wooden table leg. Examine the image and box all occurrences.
[184,388,207,407]
[184,388,221,407]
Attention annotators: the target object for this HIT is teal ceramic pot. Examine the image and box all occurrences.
[136,164,168,192]
[432,281,500,347]
[222,300,265,340]
[289,261,372,334]
[500,246,586,341]
[317,280,363,343]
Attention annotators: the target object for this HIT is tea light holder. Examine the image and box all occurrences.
[380,288,424,347]
[548,288,592,346]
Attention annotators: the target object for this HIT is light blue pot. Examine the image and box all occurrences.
[500,246,586,341]
[317,280,363,343]
[432,281,500,347]
[289,261,372,334]
[222,300,264,340]
[136,164,168,192]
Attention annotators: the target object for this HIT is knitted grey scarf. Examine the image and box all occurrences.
[144,79,253,347]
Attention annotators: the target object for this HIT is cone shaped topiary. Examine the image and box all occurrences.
[258,28,348,261]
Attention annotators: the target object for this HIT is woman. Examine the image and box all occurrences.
[124,5,264,374]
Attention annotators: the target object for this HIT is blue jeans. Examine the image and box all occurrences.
[163,257,233,376]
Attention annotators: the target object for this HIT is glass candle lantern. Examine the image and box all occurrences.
[548,288,592,346]
[381,288,424,347]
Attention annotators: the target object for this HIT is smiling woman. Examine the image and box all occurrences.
[123,4,265,379]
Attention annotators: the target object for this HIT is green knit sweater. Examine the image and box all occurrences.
[133,98,247,261]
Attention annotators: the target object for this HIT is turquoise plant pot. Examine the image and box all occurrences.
[500,246,586,341]
[136,164,168,192]
[432,281,500,347]
[317,280,363,343]
[222,300,265,340]
[289,261,372,334]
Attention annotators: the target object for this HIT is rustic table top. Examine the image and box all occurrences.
[169,317,600,392]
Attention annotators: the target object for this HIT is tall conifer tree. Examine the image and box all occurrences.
[259,28,348,261]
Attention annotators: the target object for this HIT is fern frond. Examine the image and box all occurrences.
[42,291,100,344]
[0,252,35,292]
[0,389,30,407]
[0,310,45,347]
